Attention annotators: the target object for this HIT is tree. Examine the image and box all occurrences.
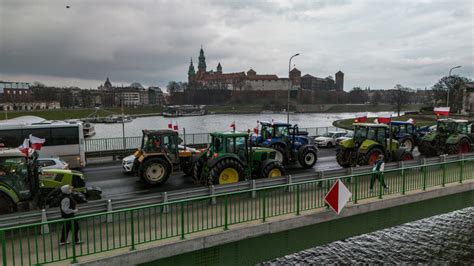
[432,75,471,113]
[348,87,368,104]
[392,84,410,117]
[371,91,382,106]
[166,81,180,93]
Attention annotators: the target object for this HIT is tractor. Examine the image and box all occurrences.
[418,119,474,157]
[0,148,100,215]
[253,121,318,169]
[193,131,286,185]
[132,129,199,185]
[336,123,414,168]
[389,121,424,152]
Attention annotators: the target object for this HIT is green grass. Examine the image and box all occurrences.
[0,106,164,121]
[333,114,437,130]
[325,104,423,113]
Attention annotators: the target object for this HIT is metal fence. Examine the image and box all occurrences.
[84,126,341,153]
[1,157,473,265]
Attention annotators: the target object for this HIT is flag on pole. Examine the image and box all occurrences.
[173,122,178,131]
[18,138,30,156]
[168,121,173,129]
[434,107,450,116]
[230,121,236,131]
[271,119,274,126]
[354,112,368,123]
[29,135,45,150]
[377,113,392,124]
[254,120,259,134]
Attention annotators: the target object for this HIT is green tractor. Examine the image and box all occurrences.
[336,123,414,168]
[418,119,474,157]
[0,149,100,214]
[193,131,286,185]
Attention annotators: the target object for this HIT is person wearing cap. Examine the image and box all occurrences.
[370,154,388,193]
[59,185,82,245]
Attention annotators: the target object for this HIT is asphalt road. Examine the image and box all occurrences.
[84,148,339,200]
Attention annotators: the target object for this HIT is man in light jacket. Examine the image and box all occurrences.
[59,185,82,245]
[370,154,388,193]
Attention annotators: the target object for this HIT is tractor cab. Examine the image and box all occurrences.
[139,129,181,160]
[436,119,468,134]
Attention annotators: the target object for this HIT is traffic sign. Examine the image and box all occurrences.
[324,179,352,214]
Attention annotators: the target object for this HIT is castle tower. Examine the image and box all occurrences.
[289,68,301,86]
[198,46,207,74]
[217,62,222,74]
[335,71,344,91]
[188,58,196,84]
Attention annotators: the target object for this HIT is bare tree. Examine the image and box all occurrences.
[393,84,410,117]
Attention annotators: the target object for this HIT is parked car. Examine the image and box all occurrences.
[336,131,354,145]
[37,158,69,170]
[314,131,347,148]
[122,145,198,173]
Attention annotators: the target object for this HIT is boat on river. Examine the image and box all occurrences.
[83,123,96,138]
[162,105,207,117]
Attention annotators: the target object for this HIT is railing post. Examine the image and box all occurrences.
[1,230,6,266]
[224,195,229,230]
[130,210,135,250]
[107,200,113,223]
[378,173,383,199]
[442,155,446,187]
[210,185,217,205]
[353,175,358,204]
[401,161,406,195]
[251,180,257,198]
[286,175,293,193]
[460,154,465,183]
[71,219,77,263]
[422,163,427,191]
[262,190,266,222]
[296,184,300,215]
[41,209,50,234]
[326,179,330,209]
[180,202,185,239]
[162,192,170,213]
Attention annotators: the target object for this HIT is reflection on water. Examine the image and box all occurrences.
[92,112,399,138]
[264,208,473,264]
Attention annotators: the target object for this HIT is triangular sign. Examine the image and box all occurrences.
[324,179,352,214]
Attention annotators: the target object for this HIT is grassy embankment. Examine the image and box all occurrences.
[333,114,437,130]
[0,106,164,121]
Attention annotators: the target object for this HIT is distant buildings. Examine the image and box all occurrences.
[462,82,474,114]
[96,78,165,107]
[187,47,344,92]
[0,81,61,111]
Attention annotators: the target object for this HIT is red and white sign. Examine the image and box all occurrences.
[434,107,450,116]
[354,112,368,123]
[18,138,30,157]
[324,179,352,214]
[230,121,236,130]
[377,113,392,124]
[29,135,45,150]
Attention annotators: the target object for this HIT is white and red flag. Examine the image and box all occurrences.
[168,121,173,129]
[434,107,450,116]
[354,112,368,123]
[377,113,392,124]
[271,119,274,126]
[173,122,178,131]
[230,121,236,131]
[18,138,30,156]
[324,179,352,215]
[406,118,415,124]
[29,135,45,151]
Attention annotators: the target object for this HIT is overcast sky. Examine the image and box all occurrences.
[0,0,472,91]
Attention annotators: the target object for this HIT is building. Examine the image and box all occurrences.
[0,81,32,102]
[0,101,60,111]
[148,87,165,105]
[462,82,474,114]
[299,71,344,91]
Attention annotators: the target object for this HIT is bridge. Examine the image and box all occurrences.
[1,156,473,265]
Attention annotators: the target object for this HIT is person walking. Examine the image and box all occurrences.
[59,185,82,245]
[370,154,388,193]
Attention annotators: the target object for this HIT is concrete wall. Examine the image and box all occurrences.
[78,182,474,266]
[246,79,290,91]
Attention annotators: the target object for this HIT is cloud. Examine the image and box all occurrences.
[0,0,472,90]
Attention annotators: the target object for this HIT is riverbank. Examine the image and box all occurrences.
[333,114,437,130]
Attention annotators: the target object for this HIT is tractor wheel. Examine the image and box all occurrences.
[192,157,205,185]
[141,158,171,185]
[399,151,414,161]
[447,138,471,155]
[298,148,317,169]
[326,142,333,148]
[418,140,437,157]
[210,159,244,185]
[400,138,415,152]
[336,148,352,168]
[261,161,286,178]
[358,148,384,166]
[0,192,17,215]
[272,145,287,164]
[180,161,193,176]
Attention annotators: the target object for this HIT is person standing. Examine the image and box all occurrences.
[59,185,82,245]
[370,154,388,193]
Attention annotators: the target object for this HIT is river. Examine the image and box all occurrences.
[91,112,400,138]
[263,207,473,264]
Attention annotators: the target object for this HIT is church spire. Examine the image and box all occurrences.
[217,62,222,74]
[188,58,195,76]
[198,46,206,72]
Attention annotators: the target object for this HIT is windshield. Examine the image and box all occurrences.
[323,132,335,138]
[354,126,367,140]
[211,136,225,153]
[0,156,30,191]
[437,121,457,133]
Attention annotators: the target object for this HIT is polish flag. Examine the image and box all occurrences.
[406,118,415,124]
[230,121,236,131]
[271,119,274,126]
[254,121,259,134]
[173,122,178,131]
[324,180,352,215]
[168,121,173,129]
[434,107,450,116]
[377,113,392,124]
[29,135,45,151]
[18,138,30,156]
[354,112,368,123]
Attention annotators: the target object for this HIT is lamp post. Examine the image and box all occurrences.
[287,53,300,124]
[447,65,461,107]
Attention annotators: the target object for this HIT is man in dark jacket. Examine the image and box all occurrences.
[59,185,82,245]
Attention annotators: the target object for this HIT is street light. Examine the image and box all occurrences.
[447,65,462,107]
[287,53,300,124]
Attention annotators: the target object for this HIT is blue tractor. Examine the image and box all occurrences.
[390,121,428,152]
[253,121,318,169]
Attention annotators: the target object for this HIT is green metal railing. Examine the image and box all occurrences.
[2,158,472,265]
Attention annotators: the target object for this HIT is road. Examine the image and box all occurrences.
[84,148,340,200]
